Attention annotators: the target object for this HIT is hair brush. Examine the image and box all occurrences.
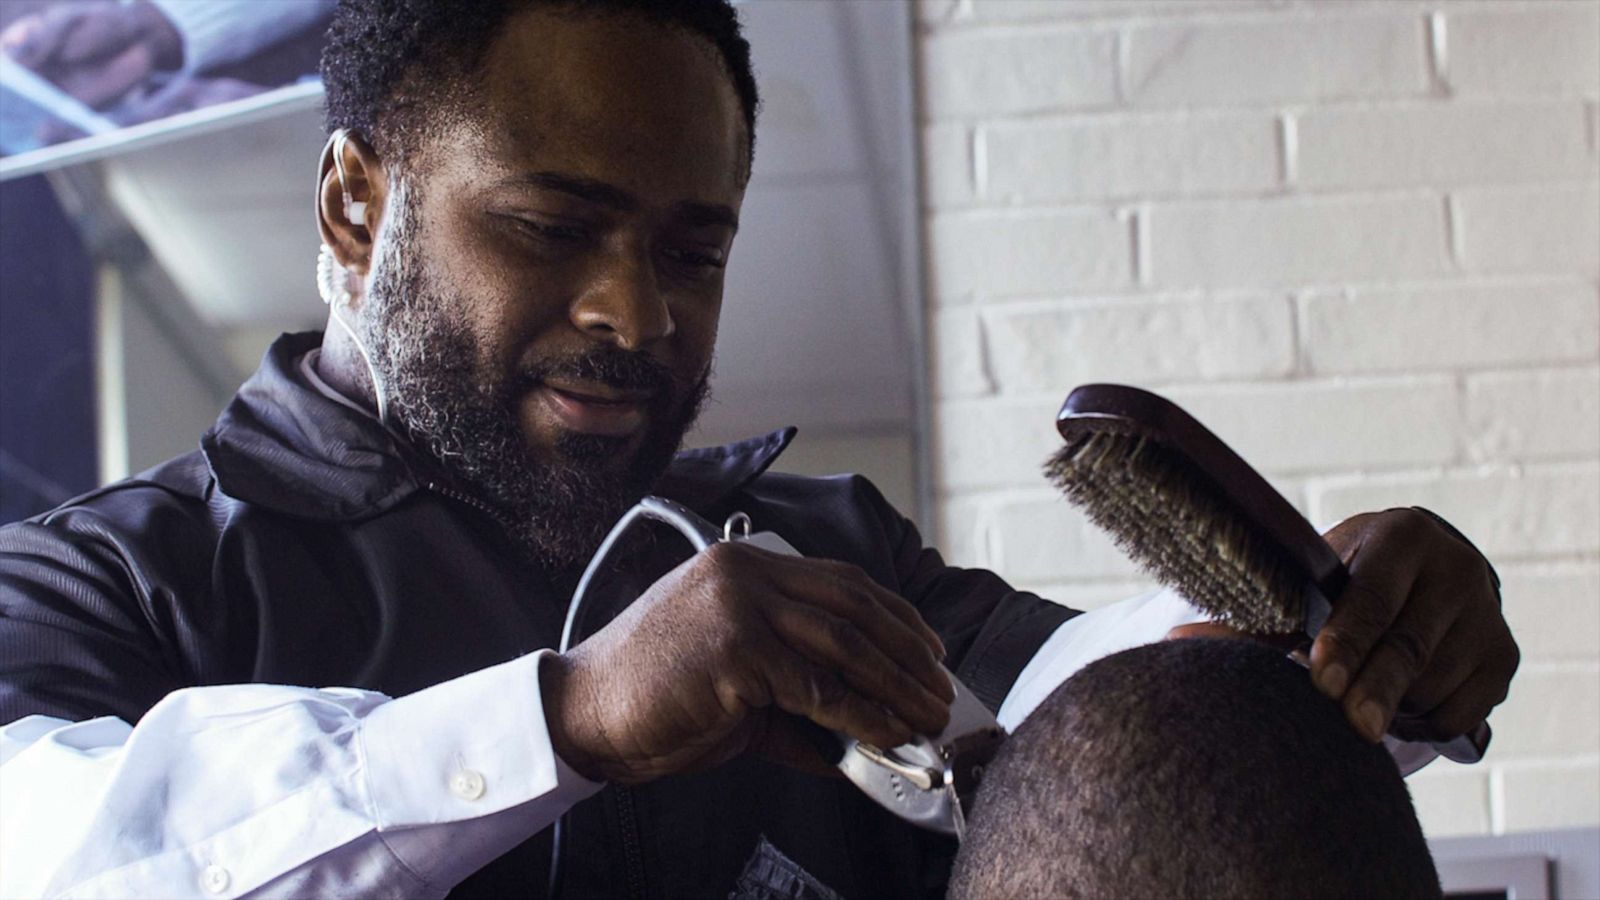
[1044,383,1490,764]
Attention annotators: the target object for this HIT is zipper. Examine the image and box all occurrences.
[425,481,520,533]
[430,479,651,898]
[611,784,649,899]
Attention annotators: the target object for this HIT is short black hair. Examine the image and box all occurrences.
[950,639,1441,900]
[320,0,758,170]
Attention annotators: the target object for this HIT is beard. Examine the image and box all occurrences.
[357,184,710,571]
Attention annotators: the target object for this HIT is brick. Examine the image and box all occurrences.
[934,483,1145,582]
[1163,378,1460,474]
[1295,101,1595,190]
[1405,769,1492,837]
[1501,763,1600,832]
[1301,281,1600,375]
[935,383,1361,492]
[936,494,989,570]
[1454,184,1600,277]
[933,398,1062,492]
[983,112,1281,204]
[1589,100,1598,158]
[1466,367,1600,463]
[989,491,1144,582]
[1124,13,1429,106]
[915,0,960,26]
[951,1,1280,25]
[931,307,996,400]
[919,28,1116,120]
[1446,5,1600,97]
[927,209,1132,302]
[922,123,975,210]
[934,491,1143,583]
[1145,195,1451,288]
[1310,464,1600,559]
[984,294,1295,392]
[1499,563,1600,663]
[1486,667,1600,760]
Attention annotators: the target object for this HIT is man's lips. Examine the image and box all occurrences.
[532,379,655,437]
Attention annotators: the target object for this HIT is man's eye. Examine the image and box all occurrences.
[665,247,726,271]
[519,220,588,243]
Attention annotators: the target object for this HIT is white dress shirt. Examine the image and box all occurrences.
[0,588,1214,898]
[0,586,1443,898]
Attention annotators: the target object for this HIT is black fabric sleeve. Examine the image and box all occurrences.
[0,502,189,725]
[885,512,1078,715]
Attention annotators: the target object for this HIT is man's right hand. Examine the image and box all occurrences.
[538,542,955,784]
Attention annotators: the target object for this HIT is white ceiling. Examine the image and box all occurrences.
[90,0,923,446]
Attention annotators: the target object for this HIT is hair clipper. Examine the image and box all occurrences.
[564,496,1002,840]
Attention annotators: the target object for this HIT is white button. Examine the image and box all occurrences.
[200,864,230,894]
[450,768,487,800]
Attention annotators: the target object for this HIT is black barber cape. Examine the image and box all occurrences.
[0,331,1075,899]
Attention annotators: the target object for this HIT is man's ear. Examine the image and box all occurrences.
[316,130,387,284]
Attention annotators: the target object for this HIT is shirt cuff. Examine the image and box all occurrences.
[361,649,600,830]
[359,650,601,890]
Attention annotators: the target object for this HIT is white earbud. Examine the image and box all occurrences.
[331,130,367,225]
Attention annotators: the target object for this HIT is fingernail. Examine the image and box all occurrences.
[1317,662,1349,698]
[1357,700,1386,742]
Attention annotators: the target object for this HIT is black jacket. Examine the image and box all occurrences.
[0,332,1075,898]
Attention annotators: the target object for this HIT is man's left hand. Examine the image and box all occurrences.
[1311,509,1518,744]
[1173,508,1518,746]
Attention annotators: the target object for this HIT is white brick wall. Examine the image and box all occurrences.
[917,0,1600,839]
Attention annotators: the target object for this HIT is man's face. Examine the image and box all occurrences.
[358,8,748,569]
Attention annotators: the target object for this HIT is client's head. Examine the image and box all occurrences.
[949,638,1441,899]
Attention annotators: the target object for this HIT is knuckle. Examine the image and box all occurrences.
[818,557,869,587]
[1383,507,1435,542]
[1450,542,1488,578]
[810,673,848,709]
[1378,628,1432,677]
[1344,578,1405,624]
[826,617,867,655]
[828,572,868,608]
[1504,639,1522,678]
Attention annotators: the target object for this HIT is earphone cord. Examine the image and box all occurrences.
[324,130,391,430]
[327,303,391,430]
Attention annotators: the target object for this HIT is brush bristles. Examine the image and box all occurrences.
[1044,430,1305,633]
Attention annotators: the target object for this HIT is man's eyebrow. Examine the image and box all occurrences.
[669,200,739,233]
[506,171,737,232]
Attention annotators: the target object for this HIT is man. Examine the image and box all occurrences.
[0,1,1518,897]
[949,639,1442,899]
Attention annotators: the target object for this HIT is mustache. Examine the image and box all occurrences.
[517,345,679,396]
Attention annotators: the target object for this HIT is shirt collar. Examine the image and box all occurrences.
[201,331,796,522]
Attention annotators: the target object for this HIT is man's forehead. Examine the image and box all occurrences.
[448,6,748,200]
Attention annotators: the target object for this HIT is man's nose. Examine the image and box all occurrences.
[569,249,675,351]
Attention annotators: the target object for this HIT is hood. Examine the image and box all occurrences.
[201,331,796,522]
